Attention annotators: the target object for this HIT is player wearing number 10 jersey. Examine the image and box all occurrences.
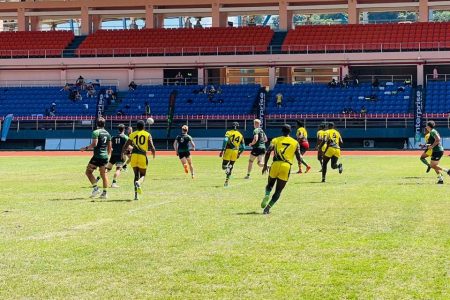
[219,122,245,187]
[122,120,156,200]
[261,124,302,214]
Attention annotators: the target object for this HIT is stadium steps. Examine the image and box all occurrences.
[104,102,119,116]
[269,31,287,54]
[63,35,88,58]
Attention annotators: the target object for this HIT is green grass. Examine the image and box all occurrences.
[0,154,449,299]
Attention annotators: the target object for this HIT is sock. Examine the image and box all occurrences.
[113,179,116,183]
[96,176,100,181]
[138,176,145,185]
[265,186,272,196]
[183,164,188,173]
[92,184,98,189]
[420,158,430,166]
[268,192,281,207]
[442,168,449,173]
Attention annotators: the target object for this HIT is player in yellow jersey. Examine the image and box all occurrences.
[319,122,343,182]
[219,122,245,187]
[419,128,432,173]
[261,124,302,214]
[122,120,156,200]
[295,120,311,173]
[316,123,327,171]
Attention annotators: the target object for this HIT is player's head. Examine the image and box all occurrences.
[328,122,335,129]
[281,124,291,136]
[97,117,105,129]
[319,123,326,130]
[253,119,261,128]
[182,125,188,133]
[117,124,125,133]
[426,120,435,131]
[136,120,145,130]
[127,126,133,134]
[232,122,239,130]
[296,120,304,128]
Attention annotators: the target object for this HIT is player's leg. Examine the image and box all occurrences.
[317,150,323,172]
[98,162,113,183]
[222,159,230,170]
[98,165,109,198]
[224,161,235,187]
[186,156,195,178]
[86,163,102,197]
[180,156,189,174]
[420,151,431,173]
[330,156,342,173]
[246,154,256,179]
[321,155,331,182]
[261,176,277,209]
[263,179,287,214]
[257,154,265,168]
[111,165,122,188]
[133,167,140,199]
[135,158,148,194]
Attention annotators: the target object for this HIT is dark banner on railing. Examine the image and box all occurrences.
[258,88,266,127]
[166,90,178,138]
[1,114,13,142]
[414,86,423,143]
[95,92,105,122]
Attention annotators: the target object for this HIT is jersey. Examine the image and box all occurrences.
[428,129,444,152]
[272,136,299,165]
[176,133,193,153]
[296,127,308,140]
[252,128,266,150]
[129,130,151,155]
[317,129,326,141]
[425,133,430,143]
[92,129,111,159]
[111,133,128,156]
[225,130,244,150]
[325,129,341,149]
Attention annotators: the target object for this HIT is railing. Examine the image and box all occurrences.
[426,73,450,84]
[282,74,413,85]
[0,79,120,88]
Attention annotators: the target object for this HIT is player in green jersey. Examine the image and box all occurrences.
[174,125,196,178]
[425,121,450,184]
[245,119,268,179]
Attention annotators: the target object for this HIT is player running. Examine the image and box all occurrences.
[245,119,268,179]
[105,124,129,187]
[424,120,450,184]
[219,122,245,187]
[121,126,134,172]
[81,117,112,199]
[122,120,156,200]
[320,122,343,183]
[316,123,327,171]
[261,124,302,214]
[174,125,196,178]
[295,120,311,173]
[418,127,432,173]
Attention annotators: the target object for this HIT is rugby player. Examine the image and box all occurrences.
[295,120,311,173]
[245,119,268,179]
[418,127,432,173]
[316,123,327,171]
[81,117,112,199]
[121,126,133,171]
[173,125,196,178]
[424,121,450,184]
[320,122,343,183]
[122,120,156,200]
[261,124,302,214]
[219,122,245,187]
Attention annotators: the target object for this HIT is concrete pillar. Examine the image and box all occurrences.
[212,2,227,27]
[80,6,90,35]
[341,65,349,78]
[155,14,164,28]
[417,64,424,86]
[269,67,276,89]
[419,0,429,22]
[145,5,154,28]
[348,0,359,24]
[29,16,40,31]
[128,68,135,85]
[60,69,67,85]
[198,68,205,85]
[91,15,101,32]
[279,1,292,30]
[17,8,26,31]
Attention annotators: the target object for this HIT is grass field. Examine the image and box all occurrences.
[0,152,449,299]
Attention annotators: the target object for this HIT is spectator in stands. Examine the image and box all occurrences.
[83,104,89,113]
[343,74,350,88]
[49,103,56,116]
[404,78,411,86]
[129,19,138,30]
[129,81,137,91]
[248,17,256,27]
[365,94,377,101]
[75,90,83,101]
[76,76,85,88]
[185,17,193,28]
[372,78,380,88]
[117,109,125,116]
[353,75,359,86]
[144,101,151,116]
[360,106,367,116]
[328,78,337,88]
[194,18,203,28]
[61,83,71,92]
[174,72,184,85]
[433,67,439,79]
[397,86,405,93]
[276,92,283,108]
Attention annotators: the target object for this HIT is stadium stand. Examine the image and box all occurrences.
[266,82,412,115]
[425,81,450,113]
[0,31,74,58]
[282,22,450,53]
[117,84,260,116]
[0,86,115,117]
[76,27,274,56]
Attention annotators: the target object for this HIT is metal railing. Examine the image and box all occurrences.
[426,73,450,84]
[0,79,120,88]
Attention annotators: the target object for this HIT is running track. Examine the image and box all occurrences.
[0,150,435,157]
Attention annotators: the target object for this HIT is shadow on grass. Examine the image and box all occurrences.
[403,176,426,179]
[236,211,261,216]
[102,199,133,203]
[50,197,86,201]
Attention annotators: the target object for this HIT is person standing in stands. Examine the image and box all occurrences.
[276,92,283,108]
[433,67,439,79]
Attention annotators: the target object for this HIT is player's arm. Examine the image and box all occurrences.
[189,139,196,151]
[428,132,440,150]
[173,139,178,155]
[148,136,156,159]
[248,132,258,147]
[121,139,133,156]
[81,134,98,151]
[219,136,229,157]
[238,140,245,158]
[107,140,112,156]
[262,144,274,174]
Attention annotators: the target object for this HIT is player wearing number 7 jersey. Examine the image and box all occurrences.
[219,122,245,187]
[261,124,302,214]
[122,120,156,200]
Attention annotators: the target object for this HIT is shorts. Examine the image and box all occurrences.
[324,147,341,158]
[130,154,148,169]
[269,161,291,181]
[250,148,265,157]
[423,148,432,157]
[223,149,239,162]
[109,154,124,167]
[300,141,310,154]
[178,151,191,159]
[431,151,444,161]
[89,156,108,168]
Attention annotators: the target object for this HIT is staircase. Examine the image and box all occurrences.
[63,35,87,58]
[104,91,128,116]
[268,31,288,54]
